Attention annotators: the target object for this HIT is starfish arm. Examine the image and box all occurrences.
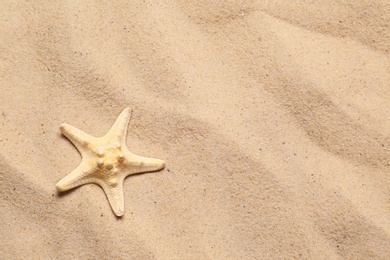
[101,182,125,217]
[105,107,132,143]
[123,149,165,175]
[60,123,94,156]
[56,163,96,192]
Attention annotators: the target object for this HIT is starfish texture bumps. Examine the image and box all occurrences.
[56,107,165,216]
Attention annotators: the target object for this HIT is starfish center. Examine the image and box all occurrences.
[95,143,125,178]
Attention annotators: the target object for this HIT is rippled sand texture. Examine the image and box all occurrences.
[1,1,389,259]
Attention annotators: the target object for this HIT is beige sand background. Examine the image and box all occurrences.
[1,1,389,259]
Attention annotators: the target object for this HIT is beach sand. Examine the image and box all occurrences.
[1,1,389,259]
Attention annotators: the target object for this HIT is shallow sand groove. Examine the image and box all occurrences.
[1,1,389,259]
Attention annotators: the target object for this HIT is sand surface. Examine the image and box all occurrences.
[1,1,389,259]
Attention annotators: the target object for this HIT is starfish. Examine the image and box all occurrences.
[56,107,165,217]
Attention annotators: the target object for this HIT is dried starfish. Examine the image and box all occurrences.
[56,107,165,216]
